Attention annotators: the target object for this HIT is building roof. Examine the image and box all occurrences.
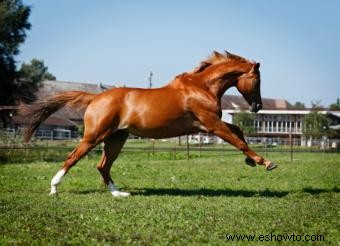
[35,80,115,121]
[37,80,113,97]
[329,111,340,118]
[221,95,293,110]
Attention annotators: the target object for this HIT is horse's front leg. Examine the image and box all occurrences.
[222,122,277,170]
[200,117,277,170]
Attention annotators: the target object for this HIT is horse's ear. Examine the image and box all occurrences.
[213,50,224,59]
[250,62,260,72]
[193,61,211,73]
[225,50,239,60]
[225,50,233,58]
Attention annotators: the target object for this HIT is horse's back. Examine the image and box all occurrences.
[83,86,200,139]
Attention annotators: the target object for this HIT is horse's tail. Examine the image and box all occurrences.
[22,91,96,142]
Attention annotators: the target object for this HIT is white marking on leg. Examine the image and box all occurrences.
[50,169,66,195]
[108,182,130,197]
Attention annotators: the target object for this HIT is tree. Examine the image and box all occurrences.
[232,111,255,136]
[18,59,56,102]
[329,98,340,110]
[0,0,31,123]
[303,112,329,139]
[311,100,324,110]
[293,101,305,109]
[20,59,56,82]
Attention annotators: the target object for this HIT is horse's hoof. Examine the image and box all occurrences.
[111,191,130,197]
[245,157,256,167]
[49,186,57,196]
[49,191,57,196]
[266,162,278,171]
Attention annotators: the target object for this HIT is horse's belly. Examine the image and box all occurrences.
[127,118,205,139]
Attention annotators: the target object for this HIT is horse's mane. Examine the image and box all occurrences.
[193,51,250,73]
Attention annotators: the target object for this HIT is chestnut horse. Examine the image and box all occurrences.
[23,51,277,197]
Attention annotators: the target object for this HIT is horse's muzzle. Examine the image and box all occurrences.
[250,102,262,113]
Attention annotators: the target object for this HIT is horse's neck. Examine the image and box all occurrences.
[190,72,236,99]
[208,78,234,99]
[169,63,247,99]
[168,73,228,99]
[200,63,250,98]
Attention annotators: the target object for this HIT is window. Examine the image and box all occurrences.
[291,122,295,133]
[278,122,282,132]
[297,122,301,133]
[254,121,261,132]
[273,122,277,132]
[286,121,290,132]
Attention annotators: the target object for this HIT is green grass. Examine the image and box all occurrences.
[0,152,339,245]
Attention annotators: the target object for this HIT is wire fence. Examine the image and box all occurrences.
[0,138,339,164]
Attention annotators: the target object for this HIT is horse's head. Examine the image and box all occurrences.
[193,51,262,113]
[235,60,262,113]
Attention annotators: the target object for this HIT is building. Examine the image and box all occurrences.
[220,95,340,146]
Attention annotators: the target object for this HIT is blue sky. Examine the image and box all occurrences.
[19,0,340,107]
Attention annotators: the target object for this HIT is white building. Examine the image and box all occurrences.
[221,95,340,146]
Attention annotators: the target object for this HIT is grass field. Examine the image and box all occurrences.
[0,151,339,245]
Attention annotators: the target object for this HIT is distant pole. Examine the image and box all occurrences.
[289,131,293,162]
[148,71,153,88]
[289,123,293,162]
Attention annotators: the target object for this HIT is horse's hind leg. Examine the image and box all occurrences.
[96,130,130,197]
[50,141,96,195]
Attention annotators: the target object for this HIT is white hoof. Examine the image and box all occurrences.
[111,191,130,197]
[49,185,57,195]
[108,182,130,197]
[49,169,65,196]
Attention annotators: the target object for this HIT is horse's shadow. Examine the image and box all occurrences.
[131,188,289,198]
[71,187,339,197]
[131,186,339,197]
[302,187,339,195]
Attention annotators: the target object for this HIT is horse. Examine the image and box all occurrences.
[23,51,277,197]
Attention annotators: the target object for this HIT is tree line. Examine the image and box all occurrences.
[0,0,55,125]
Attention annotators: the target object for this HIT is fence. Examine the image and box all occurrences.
[0,138,339,164]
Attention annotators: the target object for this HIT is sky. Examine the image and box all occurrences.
[18,0,340,107]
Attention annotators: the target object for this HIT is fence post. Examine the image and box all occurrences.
[147,146,150,161]
[264,138,267,158]
[199,134,202,158]
[173,146,176,160]
[289,130,293,162]
[186,135,190,161]
[40,148,43,162]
